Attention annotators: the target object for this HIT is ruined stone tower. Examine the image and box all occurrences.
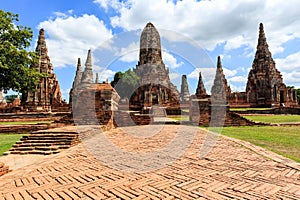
[211,56,231,104]
[25,29,62,111]
[132,22,180,108]
[246,23,297,107]
[195,72,207,98]
[81,49,94,85]
[69,58,82,107]
[180,75,190,102]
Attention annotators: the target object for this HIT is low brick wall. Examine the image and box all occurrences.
[189,98,266,126]
[0,123,65,134]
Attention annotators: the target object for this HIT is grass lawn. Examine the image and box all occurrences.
[243,115,300,123]
[168,115,189,121]
[0,134,28,155]
[0,121,53,125]
[212,126,300,162]
[230,107,272,111]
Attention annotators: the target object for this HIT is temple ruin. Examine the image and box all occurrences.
[228,23,298,108]
[24,29,62,111]
[130,23,180,110]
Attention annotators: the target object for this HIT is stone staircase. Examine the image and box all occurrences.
[5,131,79,155]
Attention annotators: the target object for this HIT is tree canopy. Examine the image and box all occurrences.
[0,10,41,94]
[111,69,139,99]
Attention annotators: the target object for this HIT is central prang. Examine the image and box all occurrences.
[131,23,180,111]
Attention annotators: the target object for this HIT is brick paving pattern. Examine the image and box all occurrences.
[0,125,299,199]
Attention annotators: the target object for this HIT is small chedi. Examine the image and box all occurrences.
[24,29,62,111]
[131,23,180,110]
[180,75,190,102]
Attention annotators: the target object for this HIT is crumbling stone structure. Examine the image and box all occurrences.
[229,23,298,108]
[24,29,62,111]
[195,72,208,99]
[190,57,255,126]
[131,23,180,109]
[70,50,120,127]
[180,75,190,102]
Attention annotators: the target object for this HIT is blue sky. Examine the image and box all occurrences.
[1,0,300,101]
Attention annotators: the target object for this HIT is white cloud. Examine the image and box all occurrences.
[38,13,113,68]
[162,50,184,69]
[275,51,300,72]
[169,72,180,81]
[223,68,238,78]
[117,42,139,63]
[97,0,300,54]
[228,76,247,84]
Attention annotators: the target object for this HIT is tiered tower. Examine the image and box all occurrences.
[132,22,180,108]
[25,29,62,111]
[246,23,297,107]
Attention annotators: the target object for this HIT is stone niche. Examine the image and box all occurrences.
[72,83,120,128]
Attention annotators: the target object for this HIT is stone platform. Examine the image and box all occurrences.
[0,125,299,199]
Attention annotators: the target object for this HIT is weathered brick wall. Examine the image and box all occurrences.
[189,97,258,126]
[72,84,119,130]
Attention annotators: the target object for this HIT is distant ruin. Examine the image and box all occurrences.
[228,23,298,108]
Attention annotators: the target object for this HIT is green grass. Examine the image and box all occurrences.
[168,115,189,121]
[0,134,28,155]
[230,107,272,111]
[243,115,300,123]
[0,121,53,125]
[210,126,300,162]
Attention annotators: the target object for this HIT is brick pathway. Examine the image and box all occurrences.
[0,125,299,199]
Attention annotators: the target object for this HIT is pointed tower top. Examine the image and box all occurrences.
[76,58,82,72]
[257,22,268,49]
[217,56,222,69]
[36,28,48,56]
[145,22,155,28]
[211,56,230,103]
[196,72,207,98]
[81,50,94,84]
[139,22,162,65]
[85,49,92,69]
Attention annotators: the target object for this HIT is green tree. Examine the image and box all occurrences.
[111,69,139,99]
[295,88,300,104]
[0,10,41,97]
[4,94,20,103]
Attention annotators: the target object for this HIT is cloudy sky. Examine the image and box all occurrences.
[1,0,300,101]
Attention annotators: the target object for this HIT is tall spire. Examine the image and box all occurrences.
[95,73,99,83]
[139,22,163,65]
[196,72,207,98]
[255,22,272,59]
[81,49,94,84]
[211,56,230,104]
[35,28,51,73]
[72,58,83,89]
[180,75,190,102]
